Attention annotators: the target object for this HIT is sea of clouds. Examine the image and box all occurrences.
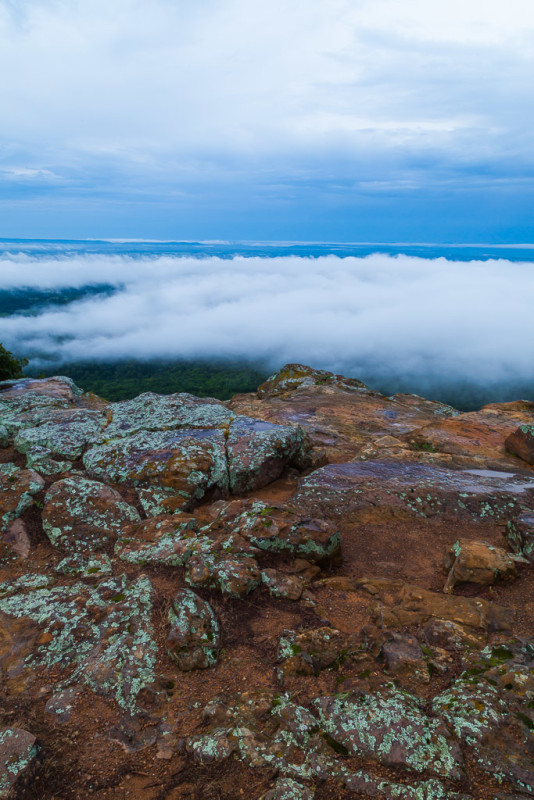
[0,252,532,405]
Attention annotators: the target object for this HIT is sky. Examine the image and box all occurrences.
[0,0,534,241]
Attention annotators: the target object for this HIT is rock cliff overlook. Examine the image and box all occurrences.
[0,364,534,800]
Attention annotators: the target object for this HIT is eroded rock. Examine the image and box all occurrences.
[506,425,534,464]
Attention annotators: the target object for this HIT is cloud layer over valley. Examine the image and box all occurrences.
[1,252,532,405]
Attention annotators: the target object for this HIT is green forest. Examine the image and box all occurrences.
[26,359,270,401]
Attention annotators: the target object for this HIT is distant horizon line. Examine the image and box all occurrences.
[1,236,534,248]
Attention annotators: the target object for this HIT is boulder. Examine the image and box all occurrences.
[443,539,517,593]
[257,363,370,399]
[83,428,229,507]
[261,569,303,600]
[42,476,140,552]
[185,552,260,597]
[226,417,312,493]
[167,589,220,670]
[115,515,210,567]
[259,779,315,800]
[506,425,534,464]
[14,408,105,462]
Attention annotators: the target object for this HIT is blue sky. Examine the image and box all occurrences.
[1,0,533,242]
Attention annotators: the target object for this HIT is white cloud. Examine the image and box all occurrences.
[0,253,532,401]
[0,0,533,185]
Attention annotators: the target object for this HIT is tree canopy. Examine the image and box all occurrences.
[0,344,28,382]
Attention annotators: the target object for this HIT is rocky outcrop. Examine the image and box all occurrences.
[0,368,533,800]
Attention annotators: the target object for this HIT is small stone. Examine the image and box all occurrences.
[261,569,303,600]
[2,520,30,559]
[44,688,77,723]
[292,559,321,582]
[380,633,430,685]
[443,539,517,593]
[0,728,41,799]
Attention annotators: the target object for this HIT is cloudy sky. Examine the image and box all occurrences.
[1,0,533,241]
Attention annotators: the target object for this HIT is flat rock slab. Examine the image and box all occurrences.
[101,392,234,439]
[0,465,45,533]
[294,461,534,522]
[42,476,140,552]
[356,577,513,632]
[0,728,41,799]
[14,408,106,461]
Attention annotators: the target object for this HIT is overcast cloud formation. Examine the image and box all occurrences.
[1,253,533,403]
[0,0,534,240]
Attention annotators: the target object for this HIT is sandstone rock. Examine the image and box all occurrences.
[0,465,44,533]
[356,577,513,632]
[167,589,220,670]
[314,688,463,778]
[380,632,430,684]
[259,778,315,800]
[2,520,30,559]
[185,552,260,597]
[292,559,321,582]
[261,569,303,600]
[257,363,370,399]
[55,553,112,579]
[506,425,534,464]
[0,574,157,713]
[44,688,77,723]
[0,728,41,799]
[206,499,340,563]
[420,618,486,651]
[278,627,356,676]
[115,515,210,567]
[294,461,534,523]
[506,511,534,562]
[83,428,229,507]
[42,476,140,552]
[14,408,105,462]
[226,416,312,493]
[443,539,517,593]
[101,392,234,439]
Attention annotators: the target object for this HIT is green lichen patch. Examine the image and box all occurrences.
[314,688,463,779]
[432,679,507,746]
[0,574,157,713]
[56,553,113,578]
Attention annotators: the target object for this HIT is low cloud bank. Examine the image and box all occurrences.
[0,253,532,406]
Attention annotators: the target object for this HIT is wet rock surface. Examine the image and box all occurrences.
[0,368,533,799]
